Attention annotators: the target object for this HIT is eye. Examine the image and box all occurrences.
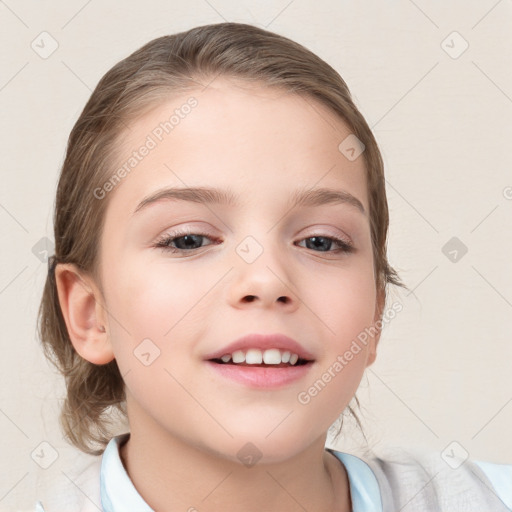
[154,229,219,254]
[295,235,354,254]
[154,231,354,255]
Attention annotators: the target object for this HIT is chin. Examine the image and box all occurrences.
[201,428,320,467]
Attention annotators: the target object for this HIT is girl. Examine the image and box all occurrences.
[37,21,511,511]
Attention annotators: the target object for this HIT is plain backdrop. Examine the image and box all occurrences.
[1,0,511,509]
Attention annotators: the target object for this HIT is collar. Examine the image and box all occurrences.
[327,447,383,511]
[100,434,152,512]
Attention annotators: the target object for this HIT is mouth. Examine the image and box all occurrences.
[209,348,313,368]
[211,359,311,367]
[205,345,315,388]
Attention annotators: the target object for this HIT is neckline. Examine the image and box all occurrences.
[101,434,382,512]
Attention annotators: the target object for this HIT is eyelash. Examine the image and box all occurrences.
[154,229,354,255]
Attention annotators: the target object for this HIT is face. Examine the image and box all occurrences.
[96,77,382,463]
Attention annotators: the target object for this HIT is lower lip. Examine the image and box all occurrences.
[205,361,314,388]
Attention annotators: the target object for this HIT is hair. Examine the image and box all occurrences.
[38,21,407,455]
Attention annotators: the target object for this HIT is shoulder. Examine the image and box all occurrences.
[33,433,133,512]
[33,456,102,512]
[472,458,512,509]
[331,444,512,512]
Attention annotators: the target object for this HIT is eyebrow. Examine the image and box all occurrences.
[132,186,366,216]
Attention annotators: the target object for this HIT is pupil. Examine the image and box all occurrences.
[307,236,330,252]
[177,234,201,249]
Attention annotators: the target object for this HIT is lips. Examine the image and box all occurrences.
[204,333,316,388]
[203,333,315,364]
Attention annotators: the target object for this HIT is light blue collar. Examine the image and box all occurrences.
[328,448,383,512]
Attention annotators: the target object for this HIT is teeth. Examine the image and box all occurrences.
[263,348,281,364]
[217,348,304,365]
[232,350,245,363]
[245,348,263,364]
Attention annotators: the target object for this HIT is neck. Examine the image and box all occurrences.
[119,413,351,512]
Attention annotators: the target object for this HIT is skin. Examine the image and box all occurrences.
[56,76,384,512]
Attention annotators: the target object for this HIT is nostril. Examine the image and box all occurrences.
[241,295,290,304]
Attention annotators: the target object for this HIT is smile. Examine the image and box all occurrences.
[205,352,314,390]
[211,348,309,366]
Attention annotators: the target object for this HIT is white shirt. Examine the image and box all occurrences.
[35,433,512,511]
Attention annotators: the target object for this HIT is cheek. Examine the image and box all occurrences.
[102,257,221,376]
[294,267,376,428]
[105,258,208,335]
[301,257,377,350]
[101,261,202,406]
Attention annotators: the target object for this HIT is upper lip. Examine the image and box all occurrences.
[204,333,316,361]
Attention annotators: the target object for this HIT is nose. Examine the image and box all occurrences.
[227,243,300,312]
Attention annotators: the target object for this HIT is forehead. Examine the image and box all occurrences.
[106,77,369,216]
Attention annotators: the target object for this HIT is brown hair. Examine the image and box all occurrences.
[38,21,407,455]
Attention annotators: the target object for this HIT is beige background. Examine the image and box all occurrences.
[1,0,511,509]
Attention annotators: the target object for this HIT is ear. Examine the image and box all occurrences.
[366,286,386,368]
[54,263,114,365]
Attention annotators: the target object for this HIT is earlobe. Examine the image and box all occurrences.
[54,263,114,365]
